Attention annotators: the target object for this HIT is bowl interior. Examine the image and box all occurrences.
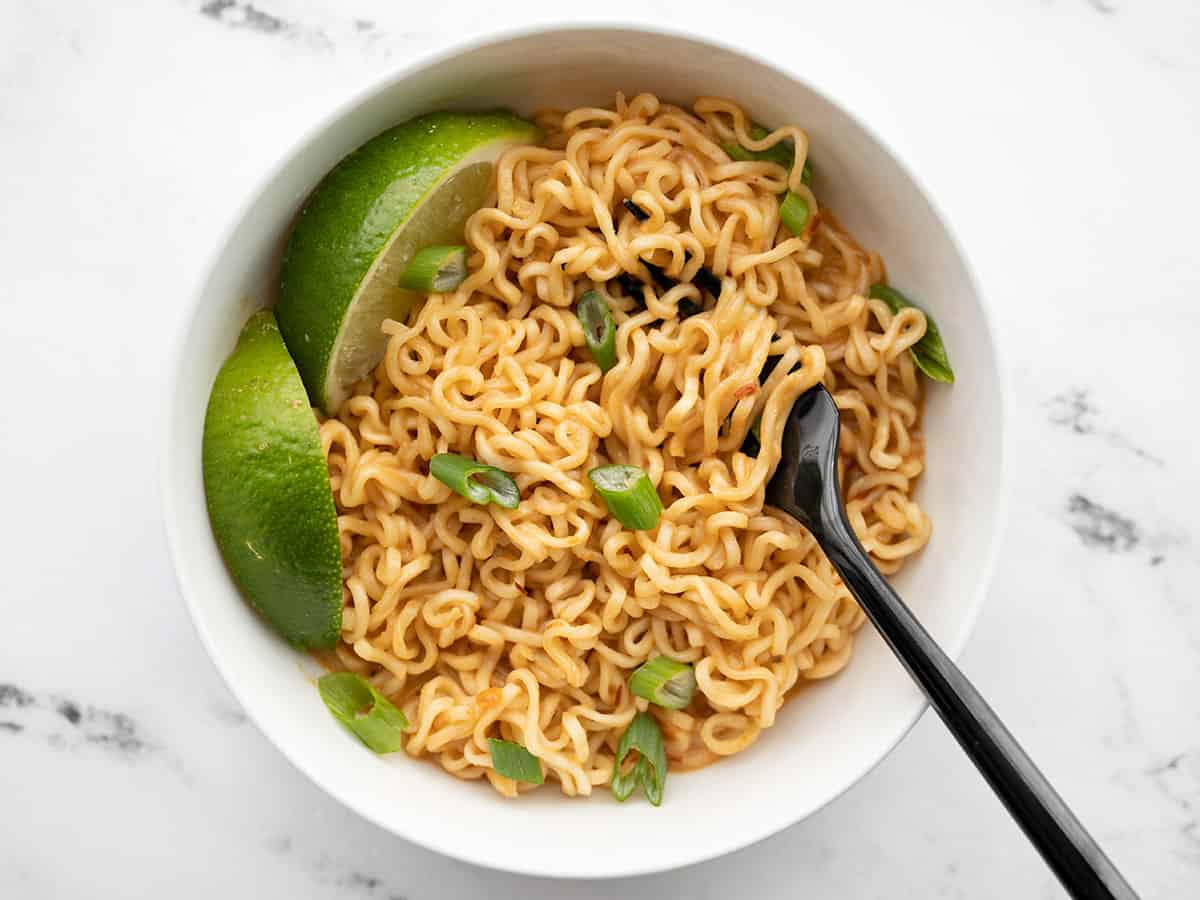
[164,27,1004,879]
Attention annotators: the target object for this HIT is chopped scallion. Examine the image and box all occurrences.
[430,454,520,508]
[629,656,696,710]
[723,125,813,187]
[588,464,663,530]
[780,192,810,236]
[397,245,468,293]
[741,414,763,457]
[317,673,408,754]
[868,284,955,384]
[611,712,668,806]
[723,125,793,169]
[576,290,617,372]
[488,738,544,784]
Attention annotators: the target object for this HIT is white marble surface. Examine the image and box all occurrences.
[3,0,1199,896]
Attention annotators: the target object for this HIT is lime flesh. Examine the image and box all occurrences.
[202,310,343,649]
[276,111,542,413]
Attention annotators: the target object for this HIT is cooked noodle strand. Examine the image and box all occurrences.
[318,93,931,797]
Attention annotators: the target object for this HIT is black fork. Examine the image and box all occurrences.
[765,385,1138,900]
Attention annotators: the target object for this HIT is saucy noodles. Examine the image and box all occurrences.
[317,93,932,797]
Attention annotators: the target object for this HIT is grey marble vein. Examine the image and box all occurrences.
[1145,50,1200,72]
[1063,492,1188,566]
[1145,752,1200,861]
[266,835,409,900]
[0,684,36,708]
[1147,751,1198,812]
[0,682,158,762]
[200,0,286,33]
[210,699,249,726]
[5,0,1200,895]
[1047,388,1163,466]
[1093,656,1141,750]
[1065,494,1141,552]
[197,0,331,48]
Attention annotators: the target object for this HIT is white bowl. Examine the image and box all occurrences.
[163,24,1008,879]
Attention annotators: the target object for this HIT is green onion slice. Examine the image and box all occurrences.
[488,738,544,784]
[588,464,663,530]
[723,125,813,187]
[317,673,408,754]
[724,125,792,169]
[780,192,810,236]
[576,289,617,372]
[430,454,520,508]
[868,284,955,384]
[611,711,668,806]
[397,245,468,293]
[629,656,696,710]
[741,414,763,457]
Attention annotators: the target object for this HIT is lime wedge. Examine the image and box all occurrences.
[202,310,342,649]
[276,111,541,413]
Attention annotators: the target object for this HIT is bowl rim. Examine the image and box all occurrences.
[161,20,1012,879]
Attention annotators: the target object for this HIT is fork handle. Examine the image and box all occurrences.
[818,513,1139,900]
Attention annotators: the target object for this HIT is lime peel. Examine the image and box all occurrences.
[276,111,542,413]
[202,310,343,649]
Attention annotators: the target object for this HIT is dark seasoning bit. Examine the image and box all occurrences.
[691,265,723,297]
[615,272,644,301]
[622,198,650,222]
[740,427,762,458]
[616,199,722,320]
[613,194,779,452]
[739,355,796,458]
[639,259,679,294]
